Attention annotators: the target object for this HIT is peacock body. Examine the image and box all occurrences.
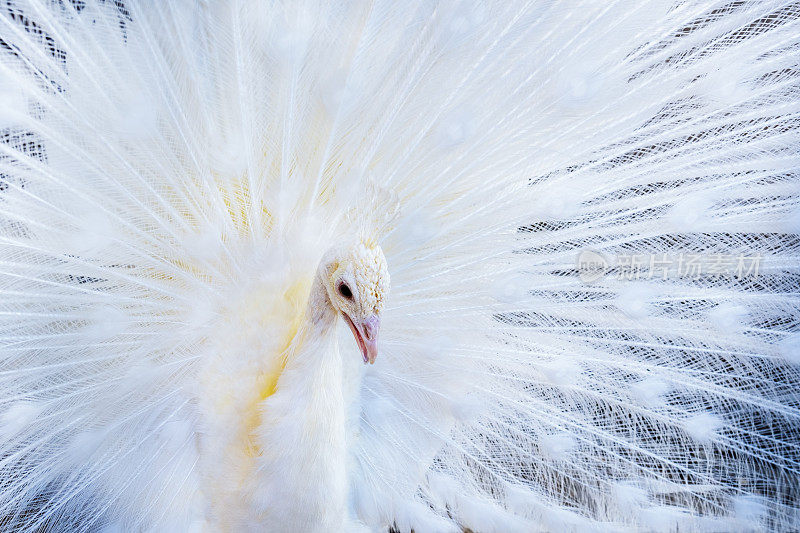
[0,0,799,531]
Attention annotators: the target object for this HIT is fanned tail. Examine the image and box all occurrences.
[0,1,797,531]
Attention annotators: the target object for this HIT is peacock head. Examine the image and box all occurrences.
[322,241,390,364]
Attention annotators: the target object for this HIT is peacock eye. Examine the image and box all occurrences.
[338,282,353,300]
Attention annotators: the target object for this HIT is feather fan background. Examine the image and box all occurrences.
[0,0,799,531]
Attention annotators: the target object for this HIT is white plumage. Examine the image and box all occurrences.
[0,0,799,531]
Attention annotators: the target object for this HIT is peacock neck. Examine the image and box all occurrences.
[306,268,338,336]
[249,269,350,531]
[197,270,347,530]
[283,267,339,369]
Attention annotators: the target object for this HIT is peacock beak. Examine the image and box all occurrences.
[343,314,380,365]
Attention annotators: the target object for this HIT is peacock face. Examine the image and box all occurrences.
[327,242,390,364]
